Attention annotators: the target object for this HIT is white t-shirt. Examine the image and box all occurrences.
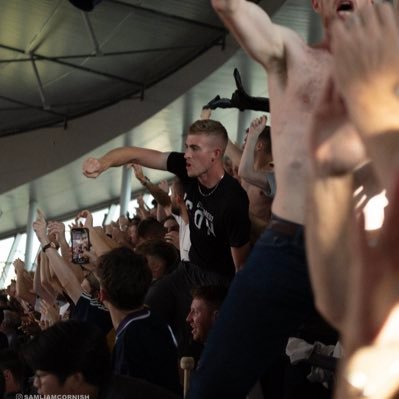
[172,213,191,261]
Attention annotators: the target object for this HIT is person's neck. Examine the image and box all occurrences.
[198,165,225,188]
[108,304,145,330]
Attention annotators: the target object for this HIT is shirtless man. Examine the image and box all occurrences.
[204,109,274,238]
[186,1,371,398]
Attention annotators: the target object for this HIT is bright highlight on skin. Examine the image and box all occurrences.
[346,305,399,399]
[363,190,388,231]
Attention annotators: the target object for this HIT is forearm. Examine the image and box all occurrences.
[226,139,242,170]
[347,89,399,196]
[59,239,70,262]
[305,172,354,331]
[16,271,35,306]
[33,262,49,301]
[88,226,119,256]
[100,146,168,171]
[156,205,168,222]
[141,180,171,208]
[238,136,268,189]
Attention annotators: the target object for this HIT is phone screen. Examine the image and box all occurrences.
[71,228,90,264]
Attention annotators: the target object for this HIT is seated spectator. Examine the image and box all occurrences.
[0,349,27,398]
[96,247,181,394]
[135,239,179,281]
[22,320,179,398]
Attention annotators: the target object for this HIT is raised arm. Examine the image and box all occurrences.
[132,164,172,209]
[332,2,399,198]
[14,259,36,306]
[238,116,269,190]
[33,211,83,305]
[211,0,285,69]
[83,146,170,178]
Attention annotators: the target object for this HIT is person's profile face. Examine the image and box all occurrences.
[186,298,215,344]
[184,134,216,178]
[34,371,69,395]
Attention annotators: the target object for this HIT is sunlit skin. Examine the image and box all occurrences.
[184,134,224,187]
[186,298,217,344]
[312,0,374,44]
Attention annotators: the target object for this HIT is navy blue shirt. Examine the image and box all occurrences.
[71,292,112,335]
[112,308,181,395]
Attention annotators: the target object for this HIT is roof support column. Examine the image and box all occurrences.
[25,200,38,271]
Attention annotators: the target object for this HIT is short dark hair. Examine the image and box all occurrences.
[188,119,228,150]
[0,349,26,386]
[191,285,228,311]
[22,320,111,386]
[97,247,152,310]
[257,125,272,156]
[135,239,179,272]
[137,217,166,241]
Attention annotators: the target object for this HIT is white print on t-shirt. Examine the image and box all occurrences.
[185,199,216,237]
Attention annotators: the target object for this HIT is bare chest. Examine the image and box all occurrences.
[271,48,332,116]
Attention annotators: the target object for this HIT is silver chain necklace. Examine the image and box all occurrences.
[197,175,224,197]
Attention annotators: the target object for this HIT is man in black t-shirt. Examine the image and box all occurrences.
[83,119,251,354]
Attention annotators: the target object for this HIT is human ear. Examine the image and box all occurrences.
[312,0,321,13]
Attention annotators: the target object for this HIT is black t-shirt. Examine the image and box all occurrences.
[167,152,250,276]
[112,308,180,395]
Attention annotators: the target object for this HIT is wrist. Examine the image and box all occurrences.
[141,176,150,186]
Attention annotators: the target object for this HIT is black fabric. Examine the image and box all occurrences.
[98,374,180,399]
[71,292,112,335]
[0,331,8,349]
[167,152,250,277]
[112,309,181,395]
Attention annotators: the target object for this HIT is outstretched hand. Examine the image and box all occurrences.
[33,209,48,243]
[331,2,399,136]
[76,210,94,229]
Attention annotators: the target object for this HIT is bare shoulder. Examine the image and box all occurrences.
[265,25,310,73]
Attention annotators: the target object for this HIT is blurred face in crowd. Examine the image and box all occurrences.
[312,0,373,29]
[186,298,217,344]
[128,224,139,247]
[163,218,179,234]
[34,371,78,395]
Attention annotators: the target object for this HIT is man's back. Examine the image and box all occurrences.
[112,308,180,395]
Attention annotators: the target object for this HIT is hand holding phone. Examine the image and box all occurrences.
[71,228,91,264]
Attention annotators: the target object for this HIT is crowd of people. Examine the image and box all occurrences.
[1,0,399,398]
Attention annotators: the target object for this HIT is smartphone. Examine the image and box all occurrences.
[71,227,91,264]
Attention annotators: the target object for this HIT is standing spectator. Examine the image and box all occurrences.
[82,119,251,358]
[96,247,181,394]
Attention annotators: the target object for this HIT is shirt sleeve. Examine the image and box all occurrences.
[166,152,189,182]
